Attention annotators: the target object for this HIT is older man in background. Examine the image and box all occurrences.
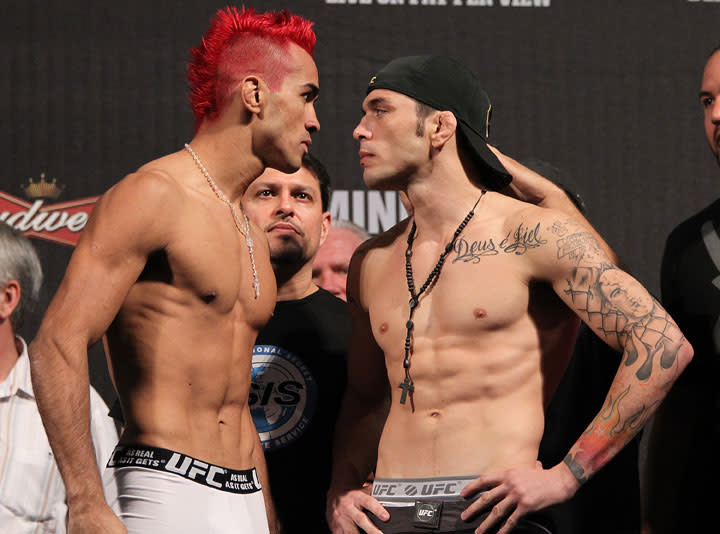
[0,222,118,534]
[312,221,369,301]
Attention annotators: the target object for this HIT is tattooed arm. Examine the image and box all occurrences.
[545,215,692,486]
[460,209,693,534]
[488,146,622,266]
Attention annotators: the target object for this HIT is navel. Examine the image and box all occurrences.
[473,308,487,318]
[379,322,389,333]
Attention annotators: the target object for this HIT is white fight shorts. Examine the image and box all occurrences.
[106,444,268,534]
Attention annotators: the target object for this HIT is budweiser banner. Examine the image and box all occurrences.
[1,193,97,246]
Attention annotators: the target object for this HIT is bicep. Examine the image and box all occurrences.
[544,229,686,381]
[537,214,669,352]
[551,264,653,352]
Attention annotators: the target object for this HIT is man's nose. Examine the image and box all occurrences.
[712,98,720,123]
[353,117,371,141]
[306,105,320,134]
[275,192,294,215]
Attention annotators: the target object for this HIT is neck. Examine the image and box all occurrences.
[186,126,264,203]
[407,179,487,240]
[273,261,318,301]
[405,151,489,236]
[0,325,20,383]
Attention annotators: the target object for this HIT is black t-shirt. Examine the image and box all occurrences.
[662,199,720,387]
[251,288,350,534]
[646,200,720,531]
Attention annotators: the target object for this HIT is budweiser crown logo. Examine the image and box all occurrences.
[21,173,65,200]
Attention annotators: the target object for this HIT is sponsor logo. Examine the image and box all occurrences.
[108,446,162,469]
[1,173,98,246]
[372,480,460,497]
[250,345,317,450]
[164,453,228,489]
[413,501,442,528]
[373,483,400,496]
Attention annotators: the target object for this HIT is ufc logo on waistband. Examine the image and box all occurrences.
[165,452,225,489]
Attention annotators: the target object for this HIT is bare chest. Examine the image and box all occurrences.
[143,213,275,327]
[366,241,534,356]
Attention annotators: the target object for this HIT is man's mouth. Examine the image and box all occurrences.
[358,149,374,165]
[268,222,301,235]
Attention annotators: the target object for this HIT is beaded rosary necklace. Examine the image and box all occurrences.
[399,189,487,406]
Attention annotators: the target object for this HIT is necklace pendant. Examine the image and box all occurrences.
[246,235,254,248]
[398,377,414,405]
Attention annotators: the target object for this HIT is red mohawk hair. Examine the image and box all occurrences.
[188,6,316,129]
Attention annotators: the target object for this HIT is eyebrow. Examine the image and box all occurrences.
[251,181,278,190]
[291,183,317,196]
[361,97,390,114]
[252,181,315,194]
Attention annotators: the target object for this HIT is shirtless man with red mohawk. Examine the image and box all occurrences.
[29,6,320,534]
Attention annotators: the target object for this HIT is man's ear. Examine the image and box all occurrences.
[318,212,332,247]
[430,111,458,149]
[0,281,20,322]
[239,75,267,115]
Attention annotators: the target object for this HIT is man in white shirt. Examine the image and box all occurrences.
[0,222,118,533]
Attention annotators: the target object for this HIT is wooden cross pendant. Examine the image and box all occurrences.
[398,377,414,404]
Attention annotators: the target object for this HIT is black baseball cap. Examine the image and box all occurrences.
[367,55,511,190]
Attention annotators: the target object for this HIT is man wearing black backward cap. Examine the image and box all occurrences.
[326,55,692,534]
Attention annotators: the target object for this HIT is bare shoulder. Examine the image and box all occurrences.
[350,218,409,271]
[102,164,185,214]
[81,159,192,255]
[347,218,410,309]
[501,201,570,230]
[493,204,620,299]
[501,202,609,263]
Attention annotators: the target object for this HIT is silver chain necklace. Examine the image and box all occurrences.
[184,143,260,299]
